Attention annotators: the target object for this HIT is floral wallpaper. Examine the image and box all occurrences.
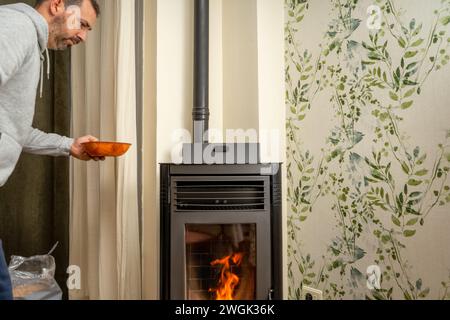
[285,0,450,299]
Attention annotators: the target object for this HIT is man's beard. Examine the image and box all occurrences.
[49,16,71,50]
[54,37,71,50]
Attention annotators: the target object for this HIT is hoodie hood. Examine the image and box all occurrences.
[5,3,48,52]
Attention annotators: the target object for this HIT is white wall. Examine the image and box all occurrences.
[222,0,259,133]
[256,0,287,299]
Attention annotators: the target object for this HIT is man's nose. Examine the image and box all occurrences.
[77,30,88,42]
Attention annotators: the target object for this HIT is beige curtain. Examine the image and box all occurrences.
[69,0,141,300]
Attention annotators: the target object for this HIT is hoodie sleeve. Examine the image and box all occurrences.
[23,127,74,157]
[0,10,35,86]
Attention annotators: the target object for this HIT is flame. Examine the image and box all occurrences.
[209,253,244,300]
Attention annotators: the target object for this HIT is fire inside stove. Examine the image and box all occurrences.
[185,224,256,300]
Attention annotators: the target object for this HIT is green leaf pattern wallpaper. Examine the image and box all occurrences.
[285,0,450,299]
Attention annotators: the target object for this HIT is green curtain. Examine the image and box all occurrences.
[0,0,71,299]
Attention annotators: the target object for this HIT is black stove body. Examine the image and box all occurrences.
[160,164,283,300]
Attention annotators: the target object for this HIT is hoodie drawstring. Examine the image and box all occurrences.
[39,52,44,98]
[39,48,50,98]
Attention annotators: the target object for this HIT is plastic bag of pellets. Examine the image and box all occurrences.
[8,243,62,300]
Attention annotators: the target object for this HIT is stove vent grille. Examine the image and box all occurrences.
[173,178,268,212]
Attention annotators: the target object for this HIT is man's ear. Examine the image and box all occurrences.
[49,0,66,16]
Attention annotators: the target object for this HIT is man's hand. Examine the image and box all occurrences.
[70,136,105,162]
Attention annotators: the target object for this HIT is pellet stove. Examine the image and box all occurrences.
[160,0,282,300]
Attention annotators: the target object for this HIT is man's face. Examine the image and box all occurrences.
[48,0,97,50]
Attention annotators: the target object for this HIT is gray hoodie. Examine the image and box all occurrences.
[0,3,74,187]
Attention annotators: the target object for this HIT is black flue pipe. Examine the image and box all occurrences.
[193,0,210,144]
